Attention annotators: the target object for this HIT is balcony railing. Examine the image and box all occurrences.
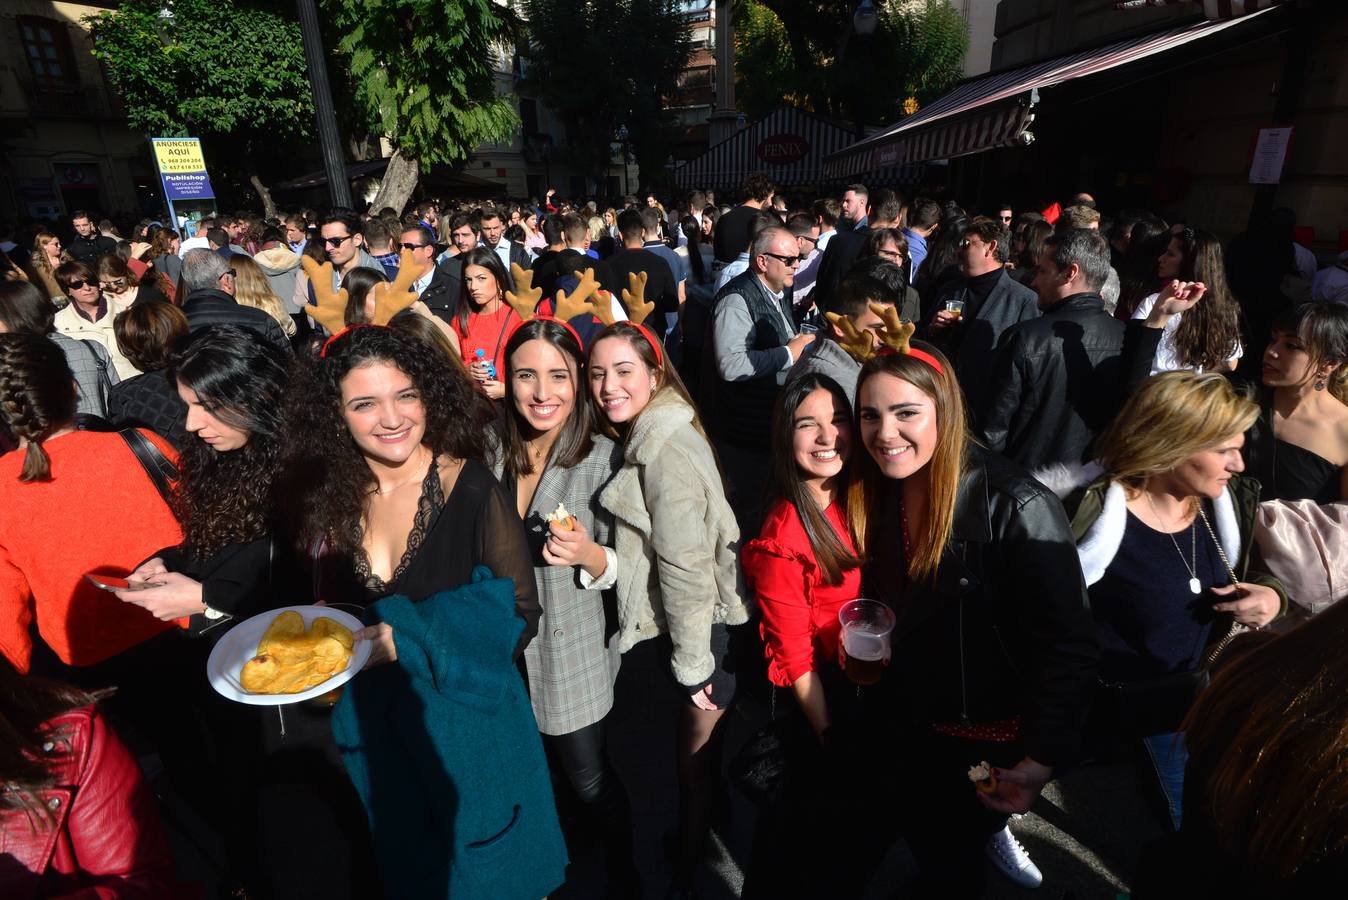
[17,79,117,118]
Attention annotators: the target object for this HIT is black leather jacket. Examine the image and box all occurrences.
[979,293,1159,471]
[868,446,1099,766]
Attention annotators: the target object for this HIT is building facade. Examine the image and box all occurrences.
[0,0,154,222]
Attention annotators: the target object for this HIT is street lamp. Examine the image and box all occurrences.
[155,4,175,45]
[853,0,877,37]
[616,124,630,197]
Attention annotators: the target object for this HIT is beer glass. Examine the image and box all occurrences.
[838,598,895,686]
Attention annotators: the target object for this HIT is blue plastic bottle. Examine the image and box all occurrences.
[474,348,497,379]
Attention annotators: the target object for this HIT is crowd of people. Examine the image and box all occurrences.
[0,174,1346,900]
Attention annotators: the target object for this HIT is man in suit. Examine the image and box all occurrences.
[923,217,1039,422]
[812,188,904,311]
[479,207,531,287]
[431,213,482,311]
[399,225,458,325]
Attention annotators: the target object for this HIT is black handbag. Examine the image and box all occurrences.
[729,690,815,806]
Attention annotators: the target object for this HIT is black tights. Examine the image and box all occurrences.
[546,720,636,883]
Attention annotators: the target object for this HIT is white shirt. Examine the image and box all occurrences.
[1293,242,1317,284]
[1132,292,1243,375]
[178,235,210,258]
[715,252,750,292]
[816,229,836,254]
[1311,259,1348,305]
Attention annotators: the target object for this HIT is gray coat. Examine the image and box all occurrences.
[787,336,862,406]
[600,391,751,686]
[490,433,624,736]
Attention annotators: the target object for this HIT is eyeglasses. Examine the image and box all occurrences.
[220,269,236,280]
[400,242,428,251]
[877,249,903,262]
[797,234,818,246]
[99,279,127,291]
[323,235,352,248]
[63,279,93,290]
[763,252,805,267]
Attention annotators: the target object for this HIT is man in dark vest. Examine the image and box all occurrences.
[702,225,815,532]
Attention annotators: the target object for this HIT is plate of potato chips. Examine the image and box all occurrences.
[207,606,371,705]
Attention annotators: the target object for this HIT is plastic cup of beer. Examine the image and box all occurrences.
[943,298,966,320]
[838,599,896,686]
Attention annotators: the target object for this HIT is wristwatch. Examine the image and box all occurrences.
[202,603,224,620]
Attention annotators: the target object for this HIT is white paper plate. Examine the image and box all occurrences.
[206,605,371,706]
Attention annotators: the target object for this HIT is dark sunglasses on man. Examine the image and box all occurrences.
[324,234,352,248]
[400,242,428,251]
[763,252,805,267]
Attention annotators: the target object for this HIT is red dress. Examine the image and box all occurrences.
[452,303,518,379]
[743,498,861,688]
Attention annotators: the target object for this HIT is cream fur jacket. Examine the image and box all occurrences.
[599,390,751,686]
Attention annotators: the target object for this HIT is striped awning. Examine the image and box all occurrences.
[824,5,1279,180]
[673,105,891,192]
[1115,0,1288,19]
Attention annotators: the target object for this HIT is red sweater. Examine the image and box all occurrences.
[0,431,184,671]
[743,498,861,687]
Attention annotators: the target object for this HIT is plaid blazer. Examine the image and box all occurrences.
[490,433,624,736]
[50,333,119,417]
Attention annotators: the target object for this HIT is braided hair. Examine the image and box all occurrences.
[0,333,76,482]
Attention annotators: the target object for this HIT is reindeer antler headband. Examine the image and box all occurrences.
[301,248,426,358]
[503,263,663,363]
[823,303,944,374]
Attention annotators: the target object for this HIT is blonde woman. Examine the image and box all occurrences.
[231,255,296,337]
[589,215,615,259]
[30,232,70,305]
[1045,371,1285,831]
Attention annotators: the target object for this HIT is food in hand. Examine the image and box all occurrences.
[545,502,576,531]
[239,611,355,695]
[967,760,998,795]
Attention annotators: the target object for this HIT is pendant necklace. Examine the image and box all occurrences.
[1145,492,1201,594]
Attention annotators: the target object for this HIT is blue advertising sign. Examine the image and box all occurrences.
[151,137,216,201]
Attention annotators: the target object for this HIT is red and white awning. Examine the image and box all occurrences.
[824,6,1281,179]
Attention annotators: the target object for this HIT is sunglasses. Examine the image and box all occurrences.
[99,279,127,291]
[763,252,805,267]
[324,235,352,248]
[63,279,94,290]
[400,242,428,251]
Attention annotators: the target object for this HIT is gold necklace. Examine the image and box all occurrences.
[372,447,431,496]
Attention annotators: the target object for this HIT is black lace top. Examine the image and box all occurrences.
[354,458,444,594]
[326,457,541,658]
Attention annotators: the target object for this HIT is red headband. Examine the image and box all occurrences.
[627,322,663,368]
[504,314,584,350]
[877,344,944,375]
[319,323,382,359]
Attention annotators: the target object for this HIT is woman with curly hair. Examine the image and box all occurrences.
[286,325,536,641]
[116,324,293,631]
[1132,228,1244,374]
[281,325,553,899]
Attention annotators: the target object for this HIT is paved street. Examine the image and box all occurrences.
[558,643,1169,900]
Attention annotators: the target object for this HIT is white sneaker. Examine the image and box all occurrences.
[985,824,1043,889]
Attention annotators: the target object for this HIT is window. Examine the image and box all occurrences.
[519,98,539,136]
[18,17,78,83]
